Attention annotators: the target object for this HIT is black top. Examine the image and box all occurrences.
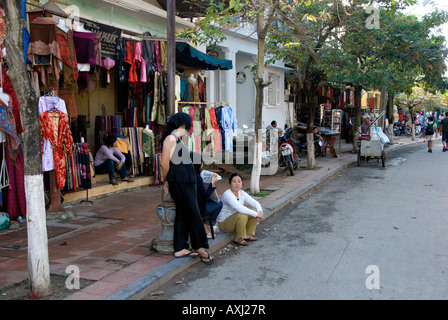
[165,135,196,183]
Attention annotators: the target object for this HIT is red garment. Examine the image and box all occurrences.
[40,111,74,189]
[125,41,138,83]
[198,76,206,102]
[3,145,26,219]
[56,28,79,84]
[209,108,221,152]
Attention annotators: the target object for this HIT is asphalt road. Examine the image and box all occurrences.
[146,141,448,300]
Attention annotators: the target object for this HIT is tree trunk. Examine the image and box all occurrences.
[352,85,362,152]
[387,92,395,143]
[379,86,387,130]
[251,77,264,194]
[2,0,51,298]
[305,88,316,168]
[250,23,267,194]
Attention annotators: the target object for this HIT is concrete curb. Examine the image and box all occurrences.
[107,140,425,300]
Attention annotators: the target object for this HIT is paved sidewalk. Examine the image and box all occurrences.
[0,135,424,300]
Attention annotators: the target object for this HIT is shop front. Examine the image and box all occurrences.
[0,0,232,220]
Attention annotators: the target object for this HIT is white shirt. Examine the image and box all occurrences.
[217,189,263,223]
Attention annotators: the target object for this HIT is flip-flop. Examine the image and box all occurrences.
[174,251,199,258]
[199,250,214,265]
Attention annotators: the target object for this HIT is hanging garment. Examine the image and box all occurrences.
[135,42,147,83]
[73,30,95,70]
[153,41,163,73]
[125,41,138,83]
[56,28,78,85]
[222,106,236,153]
[58,86,77,120]
[209,107,222,153]
[142,31,154,75]
[142,127,155,156]
[150,72,166,125]
[116,37,127,82]
[3,145,26,220]
[40,110,74,189]
[0,94,19,165]
[27,17,62,87]
[0,66,23,134]
[38,96,67,172]
[198,75,206,102]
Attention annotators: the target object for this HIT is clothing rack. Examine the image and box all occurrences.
[178,101,229,105]
[177,101,229,112]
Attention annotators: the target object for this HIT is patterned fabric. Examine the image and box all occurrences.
[56,28,78,85]
[38,96,67,172]
[40,111,74,189]
[142,128,155,159]
[0,96,19,165]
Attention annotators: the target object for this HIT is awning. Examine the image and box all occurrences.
[176,42,233,70]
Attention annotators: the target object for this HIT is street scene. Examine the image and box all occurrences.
[0,0,448,304]
[147,142,448,300]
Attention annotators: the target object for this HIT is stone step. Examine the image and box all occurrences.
[62,175,155,204]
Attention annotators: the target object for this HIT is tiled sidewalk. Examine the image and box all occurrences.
[0,136,423,299]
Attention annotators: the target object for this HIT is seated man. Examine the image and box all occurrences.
[360,115,371,138]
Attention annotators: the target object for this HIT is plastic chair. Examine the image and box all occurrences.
[201,214,215,239]
[322,136,336,157]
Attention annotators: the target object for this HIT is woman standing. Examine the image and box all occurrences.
[160,112,213,265]
[217,173,263,246]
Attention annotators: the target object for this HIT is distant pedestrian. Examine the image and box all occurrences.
[440,112,448,152]
[424,116,438,153]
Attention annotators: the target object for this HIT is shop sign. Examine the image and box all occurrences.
[80,18,122,59]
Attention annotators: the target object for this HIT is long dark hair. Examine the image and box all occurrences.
[161,112,193,148]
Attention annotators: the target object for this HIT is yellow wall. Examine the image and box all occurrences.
[74,67,118,146]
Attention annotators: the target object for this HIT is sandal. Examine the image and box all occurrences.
[245,236,258,241]
[233,238,249,246]
[174,250,199,258]
[199,250,214,265]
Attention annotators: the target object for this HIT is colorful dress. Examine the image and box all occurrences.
[40,110,74,189]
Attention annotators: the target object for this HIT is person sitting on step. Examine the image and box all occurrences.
[94,135,134,185]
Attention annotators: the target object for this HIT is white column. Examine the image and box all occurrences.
[224,50,237,127]
[205,71,216,103]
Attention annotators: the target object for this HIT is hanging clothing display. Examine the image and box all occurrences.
[120,127,147,175]
[65,142,92,192]
[39,110,74,189]
[180,104,225,157]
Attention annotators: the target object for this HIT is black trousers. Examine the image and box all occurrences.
[169,182,209,252]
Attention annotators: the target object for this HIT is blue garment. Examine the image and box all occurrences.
[21,0,30,64]
[180,77,191,101]
[222,106,236,153]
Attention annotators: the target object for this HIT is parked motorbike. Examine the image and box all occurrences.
[278,133,301,176]
[393,122,410,136]
[285,128,323,158]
